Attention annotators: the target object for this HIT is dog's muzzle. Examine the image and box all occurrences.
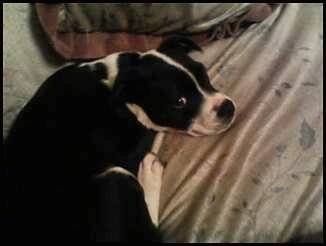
[186,93,236,136]
[215,99,236,123]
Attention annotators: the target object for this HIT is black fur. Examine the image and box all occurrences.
[158,36,217,94]
[115,53,203,129]
[88,171,161,242]
[4,64,158,242]
[157,35,202,54]
[4,36,209,242]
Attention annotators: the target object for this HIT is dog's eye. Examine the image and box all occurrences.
[174,96,187,108]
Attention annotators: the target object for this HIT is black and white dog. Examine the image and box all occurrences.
[4,36,236,242]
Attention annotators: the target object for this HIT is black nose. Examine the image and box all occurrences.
[217,99,235,120]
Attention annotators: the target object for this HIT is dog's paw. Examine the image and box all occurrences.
[137,152,164,227]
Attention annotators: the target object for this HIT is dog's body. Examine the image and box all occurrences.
[4,37,235,242]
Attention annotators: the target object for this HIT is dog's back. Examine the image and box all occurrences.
[4,64,156,242]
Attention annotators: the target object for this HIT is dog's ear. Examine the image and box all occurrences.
[157,35,202,54]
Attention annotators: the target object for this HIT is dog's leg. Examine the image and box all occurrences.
[137,152,164,227]
[89,166,162,242]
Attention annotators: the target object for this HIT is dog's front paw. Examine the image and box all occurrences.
[137,152,164,226]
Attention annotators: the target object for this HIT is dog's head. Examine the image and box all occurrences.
[83,36,236,136]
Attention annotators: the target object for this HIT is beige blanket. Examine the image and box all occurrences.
[157,3,323,242]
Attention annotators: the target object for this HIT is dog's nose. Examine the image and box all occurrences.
[216,99,235,120]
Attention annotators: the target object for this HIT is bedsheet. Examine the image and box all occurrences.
[157,3,323,242]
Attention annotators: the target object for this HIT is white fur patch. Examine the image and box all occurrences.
[126,103,171,132]
[79,53,122,88]
[97,166,136,179]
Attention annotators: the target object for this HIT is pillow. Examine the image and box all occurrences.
[56,3,255,34]
[36,3,276,60]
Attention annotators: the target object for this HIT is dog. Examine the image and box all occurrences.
[4,36,236,242]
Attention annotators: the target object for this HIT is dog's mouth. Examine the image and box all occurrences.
[174,111,236,137]
[186,118,235,137]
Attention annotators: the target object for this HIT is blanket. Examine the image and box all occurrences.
[157,3,323,242]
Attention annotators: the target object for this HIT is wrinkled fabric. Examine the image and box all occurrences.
[157,3,323,243]
[3,3,65,138]
[57,3,254,34]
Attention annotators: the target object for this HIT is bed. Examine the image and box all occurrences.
[3,3,323,242]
